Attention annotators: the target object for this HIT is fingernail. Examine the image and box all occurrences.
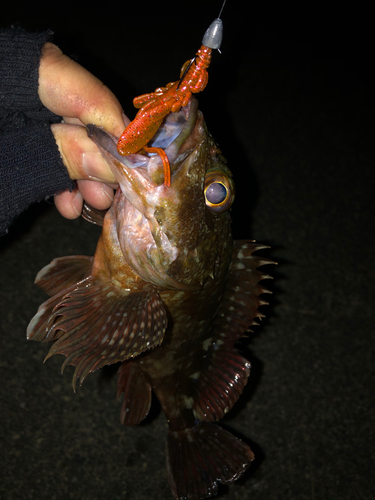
[82,152,115,183]
[102,185,115,202]
[72,191,83,217]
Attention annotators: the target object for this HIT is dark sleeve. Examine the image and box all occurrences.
[0,27,75,235]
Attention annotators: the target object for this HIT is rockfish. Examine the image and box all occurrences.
[27,98,273,499]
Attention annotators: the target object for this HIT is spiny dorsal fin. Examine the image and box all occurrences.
[191,240,275,422]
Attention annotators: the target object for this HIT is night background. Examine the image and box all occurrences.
[1,2,374,499]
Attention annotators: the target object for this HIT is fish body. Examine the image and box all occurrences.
[27,99,273,499]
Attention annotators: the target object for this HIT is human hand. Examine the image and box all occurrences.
[38,42,130,219]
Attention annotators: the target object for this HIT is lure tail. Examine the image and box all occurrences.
[166,422,254,500]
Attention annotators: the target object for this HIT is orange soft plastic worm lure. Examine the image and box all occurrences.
[117,17,224,187]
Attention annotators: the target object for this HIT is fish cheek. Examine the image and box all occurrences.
[175,182,209,246]
[166,218,218,285]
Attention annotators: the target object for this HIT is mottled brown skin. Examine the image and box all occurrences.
[93,109,233,430]
[138,231,232,431]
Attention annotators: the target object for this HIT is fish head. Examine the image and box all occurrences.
[87,98,235,290]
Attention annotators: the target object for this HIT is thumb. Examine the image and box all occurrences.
[39,43,125,137]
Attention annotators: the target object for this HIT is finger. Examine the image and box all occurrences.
[54,189,83,219]
[76,179,115,210]
[51,122,116,183]
[39,43,126,137]
[63,114,131,128]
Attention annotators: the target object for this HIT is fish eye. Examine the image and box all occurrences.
[206,182,227,204]
[204,172,234,213]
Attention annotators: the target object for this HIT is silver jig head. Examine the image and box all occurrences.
[201,0,226,50]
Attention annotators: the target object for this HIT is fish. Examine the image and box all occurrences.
[27,97,274,499]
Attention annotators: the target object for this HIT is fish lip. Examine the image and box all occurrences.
[86,124,138,170]
[86,97,199,186]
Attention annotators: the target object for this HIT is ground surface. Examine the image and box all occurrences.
[1,4,374,500]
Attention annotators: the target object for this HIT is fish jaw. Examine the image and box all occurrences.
[87,98,227,290]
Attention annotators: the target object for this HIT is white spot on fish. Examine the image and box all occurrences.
[202,338,212,351]
[109,330,119,345]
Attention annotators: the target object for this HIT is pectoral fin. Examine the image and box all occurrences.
[28,277,167,391]
[35,255,93,296]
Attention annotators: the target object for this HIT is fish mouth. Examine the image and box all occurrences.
[87,97,199,187]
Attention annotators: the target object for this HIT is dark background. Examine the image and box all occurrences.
[1,2,374,499]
